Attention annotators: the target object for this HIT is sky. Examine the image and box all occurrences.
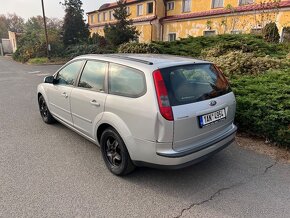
[0,0,115,21]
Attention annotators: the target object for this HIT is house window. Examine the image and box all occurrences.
[231,30,242,34]
[137,4,143,16]
[182,0,191,12]
[98,13,101,22]
[109,11,114,20]
[147,2,154,14]
[203,30,216,36]
[126,7,130,15]
[103,12,107,21]
[168,33,176,41]
[167,1,175,11]
[212,0,224,8]
[250,28,262,35]
[90,15,94,23]
[239,0,254,5]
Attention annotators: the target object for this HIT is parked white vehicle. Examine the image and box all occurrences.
[37,54,237,176]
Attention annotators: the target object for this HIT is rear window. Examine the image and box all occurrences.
[160,64,231,106]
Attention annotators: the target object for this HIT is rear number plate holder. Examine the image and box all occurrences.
[199,108,226,128]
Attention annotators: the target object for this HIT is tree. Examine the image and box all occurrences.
[7,13,24,33]
[262,22,280,43]
[0,15,9,38]
[104,0,139,47]
[0,14,24,39]
[62,0,89,46]
[13,16,64,62]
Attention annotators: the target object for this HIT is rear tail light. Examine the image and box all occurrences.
[153,70,174,121]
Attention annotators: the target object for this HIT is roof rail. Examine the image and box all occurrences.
[107,54,154,65]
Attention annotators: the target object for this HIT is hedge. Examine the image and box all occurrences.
[230,69,290,147]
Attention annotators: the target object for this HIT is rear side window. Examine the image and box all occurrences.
[160,64,231,106]
[78,61,107,91]
[109,63,146,98]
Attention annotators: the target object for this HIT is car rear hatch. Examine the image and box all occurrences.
[159,63,236,152]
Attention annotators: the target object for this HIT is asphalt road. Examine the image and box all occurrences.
[0,56,289,218]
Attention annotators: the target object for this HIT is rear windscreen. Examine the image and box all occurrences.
[160,64,231,106]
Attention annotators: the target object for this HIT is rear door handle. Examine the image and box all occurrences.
[61,92,68,98]
[90,100,100,107]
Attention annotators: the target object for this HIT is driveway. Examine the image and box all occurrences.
[0,57,289,217]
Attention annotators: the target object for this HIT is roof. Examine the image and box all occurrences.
[99,0,145,12]
[74,54,209,70]
[163,1,290,22]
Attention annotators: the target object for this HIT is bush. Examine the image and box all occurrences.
[230,69,290,147]
[155,34,289,58]
[205,51,288,76]
[64,44,115,59]
[262,22,280,43]
[118,42,160,53]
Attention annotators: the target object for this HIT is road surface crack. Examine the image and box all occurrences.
[174,160,277,218]
[263,160,278,174]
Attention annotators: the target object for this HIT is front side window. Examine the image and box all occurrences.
[147,2,154,14]
[239,0,254,5]
[160,64,231,106]
[137,4,143,16]
[182,0,191,12]
[78,61,107,91]
[212,0,224,8]
[109,63,146,98]
[55,61,84,86]
[98,13,101,22]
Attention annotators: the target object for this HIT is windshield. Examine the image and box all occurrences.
[160,64,231,106]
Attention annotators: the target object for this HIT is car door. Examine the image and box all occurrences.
[70,60,108,138]
[47,60,84,125]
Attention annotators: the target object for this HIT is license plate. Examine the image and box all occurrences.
[199,109,226,128]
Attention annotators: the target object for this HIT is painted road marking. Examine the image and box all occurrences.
[27,71,41,74]
[36,73,50,76]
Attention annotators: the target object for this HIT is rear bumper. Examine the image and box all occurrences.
[132,124,237,169]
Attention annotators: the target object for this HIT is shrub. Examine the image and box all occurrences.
[155,34,289,58]
[118,42,160,53]
[64,44,115,59]
[205,51,288,76]
[262,22,280,43]
[230,69,290,147]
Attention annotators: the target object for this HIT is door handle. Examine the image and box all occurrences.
[61,92,68,98]
[90,100,100,107]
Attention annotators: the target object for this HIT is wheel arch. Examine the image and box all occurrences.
[95,112,137,160]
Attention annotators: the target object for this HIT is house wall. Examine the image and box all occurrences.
[87,0,290,42]
[163,9,290,40]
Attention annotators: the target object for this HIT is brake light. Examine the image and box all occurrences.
[153,70,174,121]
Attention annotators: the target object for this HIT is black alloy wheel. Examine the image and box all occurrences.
[100,128,135,176]
[38,95,55,124]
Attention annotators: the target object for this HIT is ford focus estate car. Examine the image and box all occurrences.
[37,54,237,176]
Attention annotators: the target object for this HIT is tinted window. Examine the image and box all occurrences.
[78,61,107,91]
[55,61,83,85]
[109,64,146,98]
[160,64,231,106]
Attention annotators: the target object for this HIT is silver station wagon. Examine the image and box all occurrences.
[37,54,237,176]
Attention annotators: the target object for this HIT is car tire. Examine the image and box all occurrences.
[100,128,136,176]
[38,95,55,124]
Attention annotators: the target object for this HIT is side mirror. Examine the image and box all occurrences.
[44,76,55,84]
